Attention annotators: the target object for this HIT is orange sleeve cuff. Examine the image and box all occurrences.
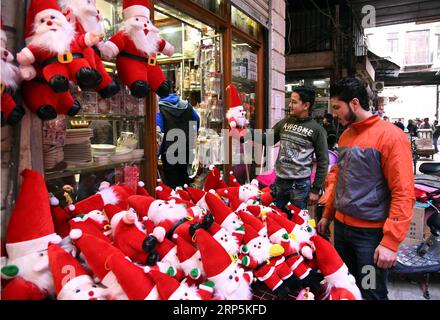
[380,236,400,252]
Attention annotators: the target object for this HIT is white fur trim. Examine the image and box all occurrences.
[162,41,174,56]
[209,165,215,171]
[123,5,150,19]
[172,234,178,240]
[57,275,94,300]
[209,262,234,281]
[299,269,310,280]
[258,227,268,236]
[69,229,83,240]
[324,264,349,283]
[50,197,59,206]
[98,181,111,191]
[257,266,275,282]
[301,246,314,260]
[35,9,67,25]
[199,283,214,293]
[156,186,163,191]
[68,204,76,212]
[290,255,305,272]
[138,181,145,187]
[6,233,60,260]
[208,189,216,194]
[99,187,119,205]
[20,47,35,64]
[183,184,188,189]
[269,229,285,243]
[153,226,166,242]
[144,266,151,273]
[110,211,127,231]
[229,171,233,175]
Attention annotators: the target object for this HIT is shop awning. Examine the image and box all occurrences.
[367,50,401,78]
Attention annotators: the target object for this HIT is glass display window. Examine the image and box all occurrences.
[231,5,260,38]
[190,0,226,16]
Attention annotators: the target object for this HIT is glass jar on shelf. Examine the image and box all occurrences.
[183,66,191,90]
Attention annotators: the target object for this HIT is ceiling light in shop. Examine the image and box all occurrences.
[313,80,326,86]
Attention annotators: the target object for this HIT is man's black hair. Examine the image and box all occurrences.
[329,77,370,111]
[292,86,315,110]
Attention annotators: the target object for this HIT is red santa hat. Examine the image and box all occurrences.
[265,215,288,243]
[136,181,150,197]
[5,169,61,260]
[175,235,197,264]
[228,171,241,187]
[155,238,175,259]
[236,210,265,234]
[147,270,181,300]
[48,243,92,299]
[266,211,297,234]
[123,0,150,20]
[206,221,222,238]
[67,194,105,216]
[184,185,206,204]
[309,235,345,280]
[69,231,122,281]
[227,84,242,110]
[242,223,260,245]
[49,196,72,239]
[117,183,136,197]
[155,186,172,201]
[194,229,233,279]
[156,179,173,194]
[107,254,157,300]
[103,204,128,231]
[25,0,66,40]
[216,187,241,211]
[204,191,234,225]
[203,165,226,192]
[259,191,274,206]
[175,187,191,202]
[69,218,111,244]
[127,195,156,220]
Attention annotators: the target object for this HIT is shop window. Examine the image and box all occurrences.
[231,5,260,38]
[386,32,399,55]
[155,1,225,188]
[190,0,225,16]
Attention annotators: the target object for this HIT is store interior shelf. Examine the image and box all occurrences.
[232,76,257,87]
[45,158,145,180]
[70,114,145,121]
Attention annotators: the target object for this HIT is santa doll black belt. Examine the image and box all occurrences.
[166,216,194,240]
[119,51,157,66]
[41,52,84,67]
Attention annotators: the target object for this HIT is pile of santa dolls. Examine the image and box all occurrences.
[1,166,362,300]
[1,0,174,127]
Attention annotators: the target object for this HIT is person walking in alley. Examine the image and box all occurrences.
[317,77,415,300]
[269,86,329,217]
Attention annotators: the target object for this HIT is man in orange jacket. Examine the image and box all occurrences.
[317,78,415,300]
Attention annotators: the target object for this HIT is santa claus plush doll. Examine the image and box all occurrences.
[309,235,362,300]
[17,0,103,92]
[195,229,253,300]
[203,165,228,192]
[237,223,299,298]
[174,235,206,286]
[18,0,101,120]
[204,191,245,239]
[58,0,120,98]
[226,84,249,131]
[0,21,25,127]
[48,243,108,300]
[106,253,159,300]
[69,231,128,300]
[1,169,62,300]
[98,0,174,98]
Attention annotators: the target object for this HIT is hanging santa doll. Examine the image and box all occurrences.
[0,21,25,126]
[17,0,103,92]
[58,0,120,98]
[18,0,101,120]
[98,0,174,98]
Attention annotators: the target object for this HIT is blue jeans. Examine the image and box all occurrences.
[334,219,389,300]
[433,136,439,153]
[272,177,311,217]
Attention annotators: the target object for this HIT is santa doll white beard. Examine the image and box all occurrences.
[214,232,239,255]
[124,21,160,56]
[8,252,54,294]
[170,283,201,300]
[30,21,75,54]
[77,12,104,34]
[0,59,19,88]
[148,204,187,225]
[248,241,272,265]
[215,275,252,300]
